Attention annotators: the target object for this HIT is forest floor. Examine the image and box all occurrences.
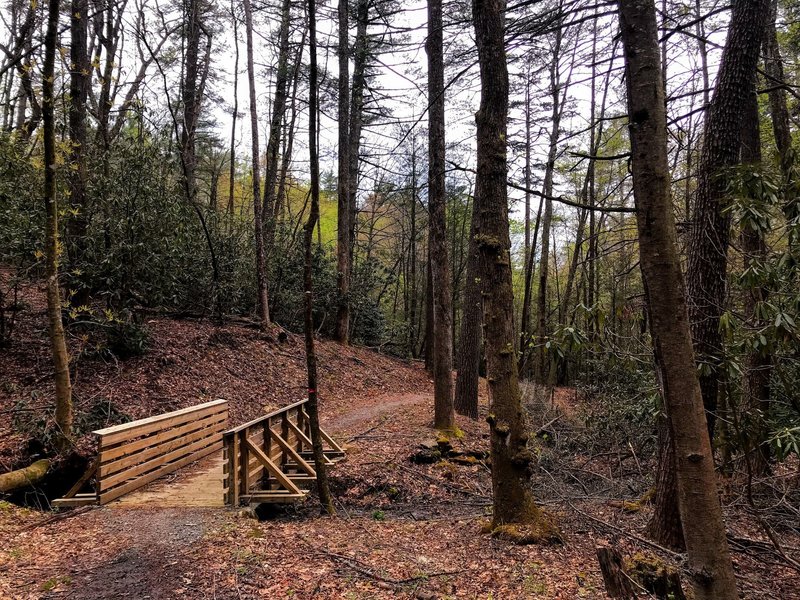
[1,273,799,599]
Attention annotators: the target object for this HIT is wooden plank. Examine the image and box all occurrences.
[99,411,227,462]
[243,492,305,504]
[248,464,265,482]
[296,452,335,466]
[229,432,239,506]
[269,429,316,477]
[100,433,222,491]
[97,400,227,446]
[52,496,98,508]
[223,399,307,434]
[99,439,222,504]
[280,414,290,468]
[286,475,316,483]
[99,419,226,477]
[286,418,313,449]
[300,410,345,454]
[60,458,98,500]
[239,430,250,498]
[245,438,302,495]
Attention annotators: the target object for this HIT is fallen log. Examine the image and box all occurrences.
[0,459,50,493]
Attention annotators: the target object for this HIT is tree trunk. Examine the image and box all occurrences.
[67,0,91,307]
[686,0,768,441]
[243,0,270,328]
[427,0,455,430]
[454,205,481,420]
[473,0,549,531]
[263,0,292,252]
[0,459,50,493]
[763,0,791,171]
[347,0,369,272]
[646,415,686,550]
[533,23,563,385]
[424,251,434,372]
[740,77,772,474]
[306,0,335,515]
[335,0,351,344]
[618,0,740,596]
[228,0,239,216]
[275,32,306,225]
[408,141,419,358]
[181,0,203,205]
[43,0,74,453]
[519,73,540,374]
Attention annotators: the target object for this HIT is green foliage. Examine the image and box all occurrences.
[0,135,43,266]
[12,393,129,453]
[577,355,659,453]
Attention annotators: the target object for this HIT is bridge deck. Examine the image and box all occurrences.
[110,453,225,508]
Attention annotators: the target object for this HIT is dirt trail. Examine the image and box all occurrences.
[325,392,429,434]
[6,391,433,599]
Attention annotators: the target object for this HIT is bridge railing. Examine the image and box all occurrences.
[222,399,344,506]
[53,399,228,507]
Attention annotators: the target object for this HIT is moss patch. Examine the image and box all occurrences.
[481,510,562,545]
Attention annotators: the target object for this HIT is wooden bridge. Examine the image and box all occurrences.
[54,399,344,508]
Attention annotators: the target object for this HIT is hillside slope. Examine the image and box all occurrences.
[0,273,431,467]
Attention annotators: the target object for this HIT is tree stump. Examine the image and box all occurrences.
[596,545,636,598]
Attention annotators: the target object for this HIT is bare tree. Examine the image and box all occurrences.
[473,0,552,534]
[335,0,352,344]
[243,0,270,328]
[43,0,73,452]
[618,0,739,596]
[306,0,335,515]
[427,0,455,429]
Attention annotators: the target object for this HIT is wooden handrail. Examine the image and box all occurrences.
[222,399,344,506]
[222,399,307,435]
[95,399,227,438]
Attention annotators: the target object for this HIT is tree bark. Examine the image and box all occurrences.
[686,0,768,440]
[181,0,203,205]
[763,0,791,171]
[427,0,455,430]
[646,414,685,550]
[0,459,50,493]
[263,0,293,252]
[740,76,772,474]
[43,0,74,453]
[533,22,564,385]
[67,0,91,307]
[454,207,481,420]
[473,0,545,529]
[424,251,434,372]
[306,0,335,515]
[228,0,239,216]
[335,0,351,344]
[347,0,369,269]
[408,140,419,358]
[618,0,739,596]
[243,0,270,328]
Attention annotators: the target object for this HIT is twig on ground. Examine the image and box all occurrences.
[16,505,95,533]
[317,548,465,587]
[566,499,683,559]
